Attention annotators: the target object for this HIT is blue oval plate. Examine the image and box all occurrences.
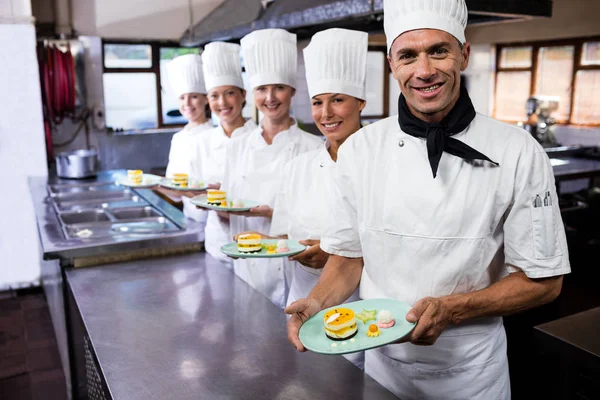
[159,178,208,192]
[298,298,415,355]
[220,239,306,259]
[190,195,260,212]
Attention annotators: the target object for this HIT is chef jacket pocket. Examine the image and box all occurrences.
[531,205,560,259]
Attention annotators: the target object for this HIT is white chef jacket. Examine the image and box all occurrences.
[165,121,213,226]
[222,120,323,308]
[321,113,570,399]
[189,119,257,265]
[270,142,364,370]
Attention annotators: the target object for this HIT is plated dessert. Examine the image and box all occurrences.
[171,173,188,188]
[207,189,227,206]
[323,308,358,341]
[237,233,262,253]
[127,169,143,185]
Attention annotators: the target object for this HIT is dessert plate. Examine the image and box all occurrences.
[159,178,208,192]
[190,195,260,212]
[298,298,415,355]
[116,174,162,188]
[220,239,306,259]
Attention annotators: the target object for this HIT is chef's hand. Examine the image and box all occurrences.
[207,183,221,190]
[216,211,230,221]
[285,298,322,352]
[288,240,328,269]
[399,297,452,346]
[156,186,205,199]
[228,205,273,219]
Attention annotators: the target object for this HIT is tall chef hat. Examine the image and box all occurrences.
[202,42,244,92]
[303,28,368,100]
[167,54,207,97]
[384,0,468,52]
[240,29,297,89]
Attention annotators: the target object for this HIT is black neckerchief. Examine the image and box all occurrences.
[397,85,498,178]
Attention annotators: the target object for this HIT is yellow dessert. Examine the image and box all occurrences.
[207,189,227,205]
[237,233,262,253]
[171,173,188,188]
[324,308,358,340]
[127,170,143,185]
[367,324,380,337]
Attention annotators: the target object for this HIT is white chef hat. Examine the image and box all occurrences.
[167,54,207,98]
[303,28,368,100]
[202,42,244,92]
[384,0,468,52]
[240,29,297,89]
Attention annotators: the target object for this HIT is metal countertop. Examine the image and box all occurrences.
[29,170,204,260]
[66,253,397,400]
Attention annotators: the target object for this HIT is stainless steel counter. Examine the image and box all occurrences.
[66,253,397,400]
[29,170,203,260]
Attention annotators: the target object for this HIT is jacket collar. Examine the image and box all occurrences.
[249,119,299,149]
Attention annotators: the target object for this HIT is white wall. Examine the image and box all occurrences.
[0,1,48,290]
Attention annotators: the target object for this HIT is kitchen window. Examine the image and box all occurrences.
[494,37,600,126]
[102,41,199,131]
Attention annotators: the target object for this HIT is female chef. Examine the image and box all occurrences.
[269,28,368,369]
[221,28,323,309]
[163,54,213,223]
[186,42,257,266]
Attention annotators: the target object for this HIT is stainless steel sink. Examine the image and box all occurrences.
[47,180,183,241]
[111,206,159,220]
[59,210,110,224]
[65,218,179,239]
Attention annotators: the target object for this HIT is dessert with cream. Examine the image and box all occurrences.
[231,199,244,208]
[171,173,188,188]
[127,170,143,185]
[377,310,396,329]
[237,233,262,253]
[207,189,226,205]
[323,308,358,340]
[366,323,381,337]
[276,239,289,253]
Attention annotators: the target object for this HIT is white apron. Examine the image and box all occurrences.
[222,121,323,308]
[189,120,257,265]
[321,114,570,398]
[165,121,213,224]
[270,143,363,369]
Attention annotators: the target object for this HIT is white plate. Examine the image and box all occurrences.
[116,174,162,188]
[190,195,260,212]
[159,178,208,192]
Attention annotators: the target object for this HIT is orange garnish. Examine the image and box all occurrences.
[369,324,378,332]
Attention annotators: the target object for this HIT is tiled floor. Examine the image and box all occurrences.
[0,289,68,400]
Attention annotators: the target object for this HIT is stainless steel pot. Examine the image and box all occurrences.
[56,149,99,179]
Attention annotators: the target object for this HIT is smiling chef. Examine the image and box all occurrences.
[285,0,571,398]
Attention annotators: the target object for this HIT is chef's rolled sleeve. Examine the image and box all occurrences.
[504,149,571,278]
[320,145,363,258]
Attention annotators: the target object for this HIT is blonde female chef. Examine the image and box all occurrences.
[187,42,256,265]
[164,54,213,223]
[221,28,323,308]
[270,28,368,369]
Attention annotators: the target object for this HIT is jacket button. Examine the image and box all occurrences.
[398,140,405,147]
[319,162,325,168]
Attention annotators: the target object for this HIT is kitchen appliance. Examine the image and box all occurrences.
[56,149,99,179]
[519,95,560,147]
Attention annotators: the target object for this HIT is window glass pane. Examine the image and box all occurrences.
[581,41,600,66]
[104,44,152,68]
[499,47,532,68]
[572,70,600,124]
[495,71,531,121]
[159,48,200,125]
[103,73,158,130]
[535,46,574,121]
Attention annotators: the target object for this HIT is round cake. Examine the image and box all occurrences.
[237,233,262,253]
[171,173,188,188]
[323,307,357,341]
[127,169,143,184]
[207,189,226,205]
